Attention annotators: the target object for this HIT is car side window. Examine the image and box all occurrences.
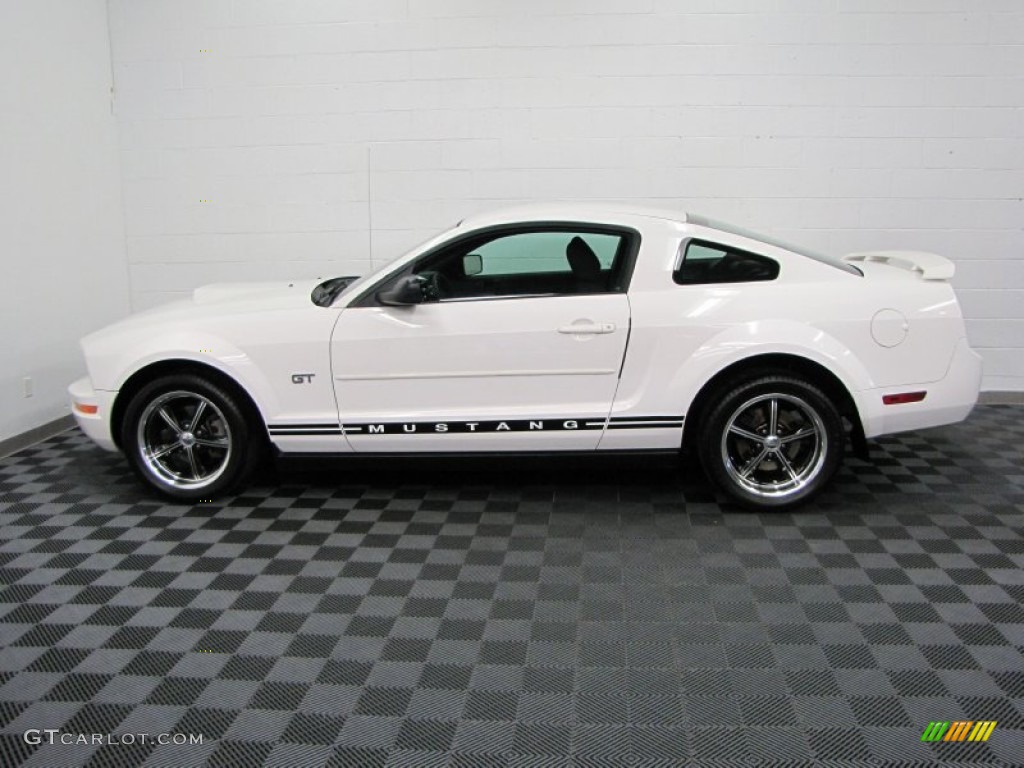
[411,228,631,301]
[472,231,618,276]
[674,239,779,285]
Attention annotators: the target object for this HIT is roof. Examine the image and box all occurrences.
[456,202,689,229]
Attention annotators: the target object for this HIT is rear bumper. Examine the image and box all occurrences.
[68,377,119,452]
[860,337,982,439]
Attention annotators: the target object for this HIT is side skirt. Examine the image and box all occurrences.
[274,448,681,460]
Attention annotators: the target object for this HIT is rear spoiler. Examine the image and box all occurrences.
[843,251,955,281]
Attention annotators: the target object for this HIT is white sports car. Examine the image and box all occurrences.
[69,204,982,509]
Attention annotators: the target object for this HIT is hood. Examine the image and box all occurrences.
[192,279,323,306]
[81,278,325,346]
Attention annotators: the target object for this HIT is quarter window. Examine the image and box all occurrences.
[674,239,779,285]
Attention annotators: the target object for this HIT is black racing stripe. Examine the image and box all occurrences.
[270,416,686,435]
[269,429,342,435]
[341,419,605,435]
[268,428,341,433]
[269,423,339,429]
[606,422,684,430]
[608,415,685,422]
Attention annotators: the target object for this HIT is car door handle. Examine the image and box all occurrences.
[557,322,616,335]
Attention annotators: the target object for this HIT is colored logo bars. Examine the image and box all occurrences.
[921,721,997,743]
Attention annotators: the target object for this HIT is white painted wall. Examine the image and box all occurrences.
[108,0,1024,389]
[0,0,131,443]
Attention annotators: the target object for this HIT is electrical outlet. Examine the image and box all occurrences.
[23,377,33,398]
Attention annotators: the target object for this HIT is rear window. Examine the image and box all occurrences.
[687,214,862,276]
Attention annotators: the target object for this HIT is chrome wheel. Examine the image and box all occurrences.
[720,392,827,500]
[136,390,232,490]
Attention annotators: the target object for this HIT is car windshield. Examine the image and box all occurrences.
[688,214,862,276]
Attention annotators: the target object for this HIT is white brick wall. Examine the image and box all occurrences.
[0,0,131,443]
[107,0,1024,390]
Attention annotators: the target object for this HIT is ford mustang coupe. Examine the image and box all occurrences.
[69,204,982,509]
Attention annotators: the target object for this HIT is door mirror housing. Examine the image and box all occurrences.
[377,275,426,306]
[463,253,483,276]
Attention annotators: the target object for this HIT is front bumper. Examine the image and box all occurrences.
[68,377,119,452]
[860,337,983,439]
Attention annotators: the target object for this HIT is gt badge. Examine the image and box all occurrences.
[291,373,315,384]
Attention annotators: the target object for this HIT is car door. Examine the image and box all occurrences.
[330,225,637,452]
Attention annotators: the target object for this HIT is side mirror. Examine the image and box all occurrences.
[463,253,483,276]
[377,275,426,307]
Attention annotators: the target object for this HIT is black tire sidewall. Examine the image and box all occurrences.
[698,374,844,510]
[121,374,257,501]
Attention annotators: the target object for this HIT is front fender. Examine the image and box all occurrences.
[86,331,279,420]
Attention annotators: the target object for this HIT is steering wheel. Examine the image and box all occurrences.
[419,271,451,302]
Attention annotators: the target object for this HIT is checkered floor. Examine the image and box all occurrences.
[1,405,1022,767]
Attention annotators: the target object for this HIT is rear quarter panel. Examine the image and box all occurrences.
[820,262,964,388]
[616,222,965,446]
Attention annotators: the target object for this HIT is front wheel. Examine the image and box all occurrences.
[698,375,844,510]
[121,374,264,501]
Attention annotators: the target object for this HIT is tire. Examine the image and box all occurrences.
[697,374,844,510]
[120,373,265,501]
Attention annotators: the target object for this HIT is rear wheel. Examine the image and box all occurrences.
[121,374,264,501]
[698,374,844,509]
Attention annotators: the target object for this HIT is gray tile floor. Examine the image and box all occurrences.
[0,405,1022,767]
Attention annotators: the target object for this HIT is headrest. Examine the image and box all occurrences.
[567,236,601,277]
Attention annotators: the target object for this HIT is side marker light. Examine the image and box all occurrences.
[883,391,926,405]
